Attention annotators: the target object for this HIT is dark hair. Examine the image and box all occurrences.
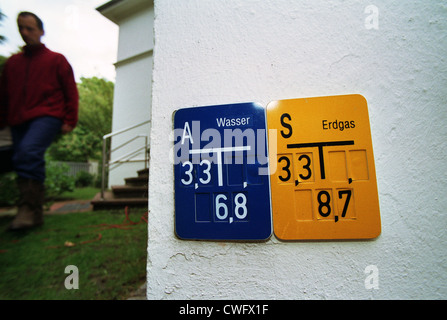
[17,11,44,31]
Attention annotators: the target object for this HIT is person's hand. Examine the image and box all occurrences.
[61,124,74,134]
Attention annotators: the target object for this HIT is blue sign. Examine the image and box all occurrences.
[173,102,272,240]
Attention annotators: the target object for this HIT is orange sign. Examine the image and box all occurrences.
[267,95,381,240]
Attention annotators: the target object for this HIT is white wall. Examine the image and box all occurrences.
[109,55,152,186]
[148,0,447,299]
[116,8,154,62]
[108,4,154,186]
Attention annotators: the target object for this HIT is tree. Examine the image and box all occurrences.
[47,77,114,162]
[77,76,114,139]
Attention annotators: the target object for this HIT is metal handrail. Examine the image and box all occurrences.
[101,120,150,200]
[109,134,147,165]
[109,138,147,167]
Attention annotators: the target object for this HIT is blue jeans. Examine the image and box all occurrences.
[11,116,62,183]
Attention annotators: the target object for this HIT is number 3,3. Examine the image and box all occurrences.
[180,160,212,186]
[278,154,312,183]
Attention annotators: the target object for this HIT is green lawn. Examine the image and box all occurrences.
[57,187,101,201]
[0,207,148,300]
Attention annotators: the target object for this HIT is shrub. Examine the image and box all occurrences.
[0,162,75,206]
[75,170,94,187]
[0,172,19,206]
[44,162,75,200]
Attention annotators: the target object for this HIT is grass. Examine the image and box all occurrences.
[58,187,100,201]
[0,188,148,300]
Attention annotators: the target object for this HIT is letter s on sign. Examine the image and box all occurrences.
[280,113,292,138]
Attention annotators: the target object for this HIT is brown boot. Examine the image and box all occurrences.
[8,178,45,231]
[34,181,45,226]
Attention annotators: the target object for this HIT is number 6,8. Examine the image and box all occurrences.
[215,193,248,221]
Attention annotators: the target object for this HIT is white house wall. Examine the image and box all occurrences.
[107,3,154,187]
[116,8,154,62]
[147,0,447,299]
[109,54,152,186]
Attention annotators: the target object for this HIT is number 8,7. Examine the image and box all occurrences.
[317,190,352,219]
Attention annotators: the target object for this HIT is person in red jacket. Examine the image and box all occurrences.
[0,12,79,230]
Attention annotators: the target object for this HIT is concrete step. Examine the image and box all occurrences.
[137,168,149,178]
[91,167,149,211]
[125,176,148,187]
[91,191,148,210]
[112,185,147,198]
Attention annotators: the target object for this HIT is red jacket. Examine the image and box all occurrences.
[0,44,78,128]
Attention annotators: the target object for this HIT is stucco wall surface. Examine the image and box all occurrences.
[147,0,447,299]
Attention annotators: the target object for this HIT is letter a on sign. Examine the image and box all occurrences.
[182,122,193,144]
